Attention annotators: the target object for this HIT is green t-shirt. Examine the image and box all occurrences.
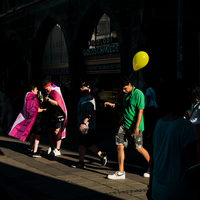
[122,86,145,131]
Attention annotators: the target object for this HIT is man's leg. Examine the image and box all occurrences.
[49,127,62,156]
[134,130,150,166]
[49,127,55,149]
[136,147,150,166]
[87,145,102,156]
[117,145,125,173]
[55,128,61,150]
[137,147,151,177]
[30,133,35,152]
[72,130,87,166]
[33,134,41,153]
[88,145,107,166]
[107,144,125,179]
[71,144,86,168]
[32,134,42,158]
[78,145,86,162]
[107,126,126,179]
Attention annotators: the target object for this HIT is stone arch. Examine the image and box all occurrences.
[71,3,124,74]
[32,14,70,81]
[33,16,57,72]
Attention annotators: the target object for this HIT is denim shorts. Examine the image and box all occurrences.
[115,126,143,149]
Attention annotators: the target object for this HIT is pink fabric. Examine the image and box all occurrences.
[9,92,39,142]
[50,86,67,139]
[194,124,200,163]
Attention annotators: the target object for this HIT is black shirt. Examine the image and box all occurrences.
[47,97,65,119]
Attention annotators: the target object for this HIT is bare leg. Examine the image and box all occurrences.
[55,128,61,150]
[136,147,150,167]
[33,134,41,153]
[117,145,125,173]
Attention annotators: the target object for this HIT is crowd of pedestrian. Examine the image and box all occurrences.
[1,75,200,200]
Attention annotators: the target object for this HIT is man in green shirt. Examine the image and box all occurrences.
[105,76,150,179]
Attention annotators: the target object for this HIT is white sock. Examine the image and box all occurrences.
[118,171,124,175]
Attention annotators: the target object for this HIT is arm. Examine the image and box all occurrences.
[45,96,58,106]
[104,102,115,108]
[79,110,93,131]
[38,108,47,113]
[132,109,143,137]
[104,102,122,109]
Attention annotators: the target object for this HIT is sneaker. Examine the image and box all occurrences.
[143,167,150,178]
[100,152,107,166]
[45,147,52,155]
[32,152,41,158]
[71,162,85,168]
[107,171,125,179]
[50,149,61,156]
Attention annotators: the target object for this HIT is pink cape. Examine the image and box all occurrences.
[50,84,67,139]
[9,92,39,142]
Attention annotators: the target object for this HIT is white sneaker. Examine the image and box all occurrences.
[107,171,125,179]
[143,167,150,178]
[45,147,52,155]
[50,149,61,156]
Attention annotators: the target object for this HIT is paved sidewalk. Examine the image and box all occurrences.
[0,122,151,200]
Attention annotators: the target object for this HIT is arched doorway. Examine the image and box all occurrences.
[40,24,71,107]
[83,13,121,86]
[77,12,122,111]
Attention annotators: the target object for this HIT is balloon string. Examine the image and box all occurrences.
[129,71,134,79]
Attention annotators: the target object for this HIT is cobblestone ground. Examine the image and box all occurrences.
[0,121,151,200]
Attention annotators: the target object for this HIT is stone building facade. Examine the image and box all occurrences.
[0,0,199,111]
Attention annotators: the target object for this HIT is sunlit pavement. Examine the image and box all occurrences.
[0,121,152,200]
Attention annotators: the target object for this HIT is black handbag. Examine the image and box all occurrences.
[50,115,65,122]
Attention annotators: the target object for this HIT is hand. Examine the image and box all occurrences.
[104,102,114,108]
[79,124,85,132]
[44,96,49,102]
[132,128,139,138]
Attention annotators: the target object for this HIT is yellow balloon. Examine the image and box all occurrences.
[133,51,149,71]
